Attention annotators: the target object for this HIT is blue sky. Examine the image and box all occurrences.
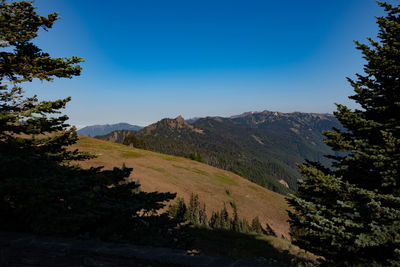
[25,0,386,127]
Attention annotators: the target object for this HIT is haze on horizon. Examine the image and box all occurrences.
[24,0,387,128]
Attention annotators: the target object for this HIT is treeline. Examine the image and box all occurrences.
[97,129,292,195]
[126,113,339,195]
[168,194,276,236]
[140,133,293,194]
[123,133,147,149]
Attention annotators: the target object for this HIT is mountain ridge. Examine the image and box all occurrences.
[142,115,204,136]
[77,123,142,137]
[95,110,342,194]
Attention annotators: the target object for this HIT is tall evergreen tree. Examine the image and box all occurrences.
[123,133,147,149]
[288,2,400,266]
[0,0,175,241]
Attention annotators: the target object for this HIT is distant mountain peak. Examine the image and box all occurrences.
[209,116,224,122]
[229,110,335,121]
[230,112,254,119]
[143,116,204,135]
[165,116,187,129]
[77,123,142,137]
[175,115,185,124]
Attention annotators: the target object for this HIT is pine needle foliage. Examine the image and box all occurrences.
[123,133,147,149]
[288,2,400,266]
[168,197,187,222]
[0,0,175,242]
[251,216,263,234]
[169,194,269,235]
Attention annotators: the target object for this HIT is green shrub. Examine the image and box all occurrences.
[168,197,187,221]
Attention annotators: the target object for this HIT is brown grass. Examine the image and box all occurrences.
[73,135,290,239]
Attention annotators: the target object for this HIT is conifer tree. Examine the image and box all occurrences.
[251,216,263,234]
[230,201,240,232]
[220,203,231,229]
[123,133,147,149]
[0,0,175,240]
[288,2,400,266]
[185,193,202,224]
[199,203,208,226]
[168,197,187,221]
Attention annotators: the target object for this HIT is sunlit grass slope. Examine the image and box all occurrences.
[73,135,290,239]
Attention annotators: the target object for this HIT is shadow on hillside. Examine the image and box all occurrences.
[173,224,315,266]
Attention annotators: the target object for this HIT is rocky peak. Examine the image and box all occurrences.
[175,115,185,125]
[143,116,204,134]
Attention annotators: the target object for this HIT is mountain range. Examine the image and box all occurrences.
[77,123,142,137]
[95,111,342,195]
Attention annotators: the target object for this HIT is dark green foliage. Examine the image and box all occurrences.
[169,194,272,236]
[185,193,201,225]
[0,1,81,83]
[123,133,147,149]
[209,203,252,233]
[229,201,250,233]
[0,0,176,243]
[290,166,400,266]
[251,216,263,234]
[209,204,231,230]
[168,197,187,221]
[169,194,207,225]
[230,201,240,232]
[185,152,205,163]
[288,2,400,266]
[239,218,251,234]
[190,114,340,193]
[199,203,208,226]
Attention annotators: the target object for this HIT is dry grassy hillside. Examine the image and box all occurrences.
[73,135,290,239]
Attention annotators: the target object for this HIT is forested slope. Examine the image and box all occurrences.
[97,111,341,194]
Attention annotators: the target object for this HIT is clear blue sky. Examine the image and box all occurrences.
[25,0,387,128]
